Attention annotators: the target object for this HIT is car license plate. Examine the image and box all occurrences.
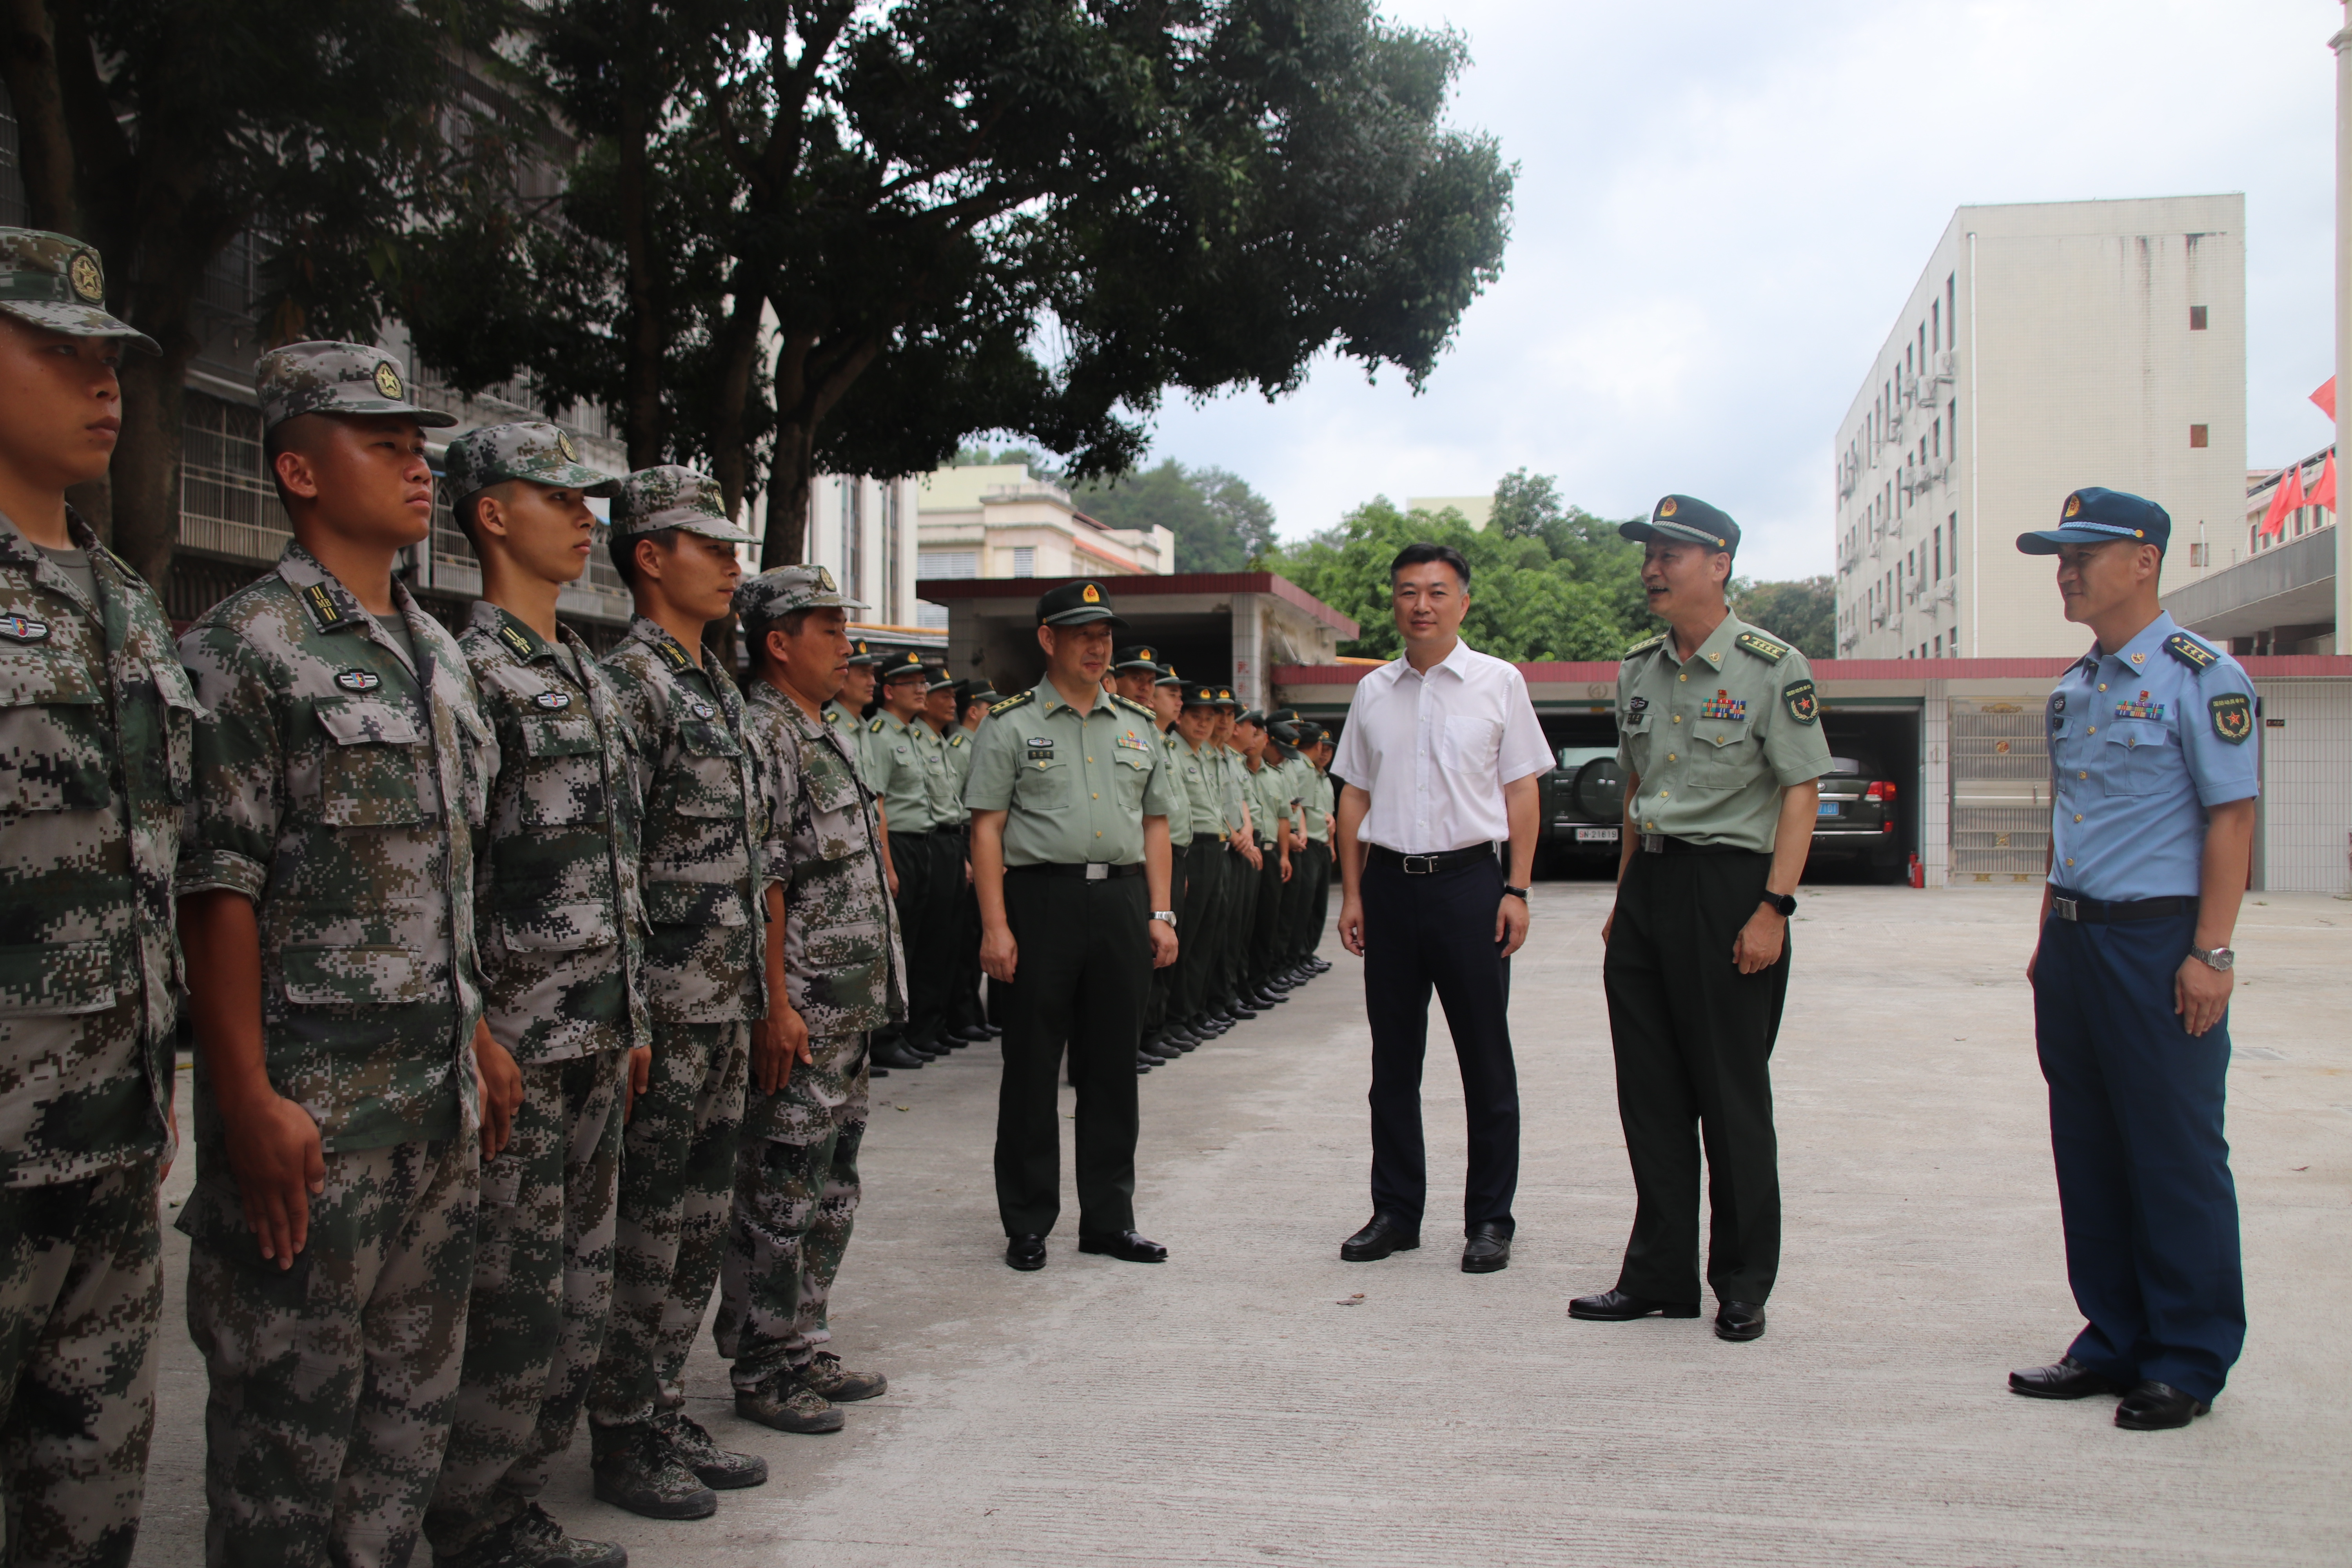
[1575,826,1619,843]
[1817,801,1840,816]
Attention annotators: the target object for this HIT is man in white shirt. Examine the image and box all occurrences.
[1332,543,1553,1274]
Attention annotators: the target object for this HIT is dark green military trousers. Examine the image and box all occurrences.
[1170,838,1227,1028]
[1245,845,1287,993]
[1601,846,1788,1305]
[1141,846,1192,1040]
[1289,839,1332,965]
[1218,845,1260,1006]
[994,869,1150,1237]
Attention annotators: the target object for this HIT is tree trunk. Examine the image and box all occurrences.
[762,417,814,569]
[706,285,769,524]
[0,0,81,235]
[615,4,664,469]
[111,344,189,590]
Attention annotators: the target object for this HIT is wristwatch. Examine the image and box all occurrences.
[1151,910,1178,929]
[2189,945,2234,971]
[1501,885,1529,901]
[1759,891,1798,918]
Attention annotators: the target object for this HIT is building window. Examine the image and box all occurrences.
[918,549,978,579]
[2189,305,2208,331]
[1933,531,1942,581]
[1934,634,1943,656]
[2189,425,2209,448]
[1933,418,1940,460]
[1009,546,1036,577]
[1931,299,1940,351]
[2190,542,2208,567]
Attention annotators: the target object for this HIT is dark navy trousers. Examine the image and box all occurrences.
[2033,910,2244,1403]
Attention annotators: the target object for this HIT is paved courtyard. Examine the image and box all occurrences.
[134,880,2351,1565]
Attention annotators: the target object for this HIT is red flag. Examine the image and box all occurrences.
[2309,450,2337,515]
[2314,377,2338,421]
[2261,461,2305,536]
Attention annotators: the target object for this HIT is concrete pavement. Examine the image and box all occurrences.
[133,880,2351,1564]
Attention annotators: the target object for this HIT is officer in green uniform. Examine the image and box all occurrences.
[965,582,1181,1270]
[1166,684,1236,1042]
[865,652,947,1068]
[1205,689,1263,1024]
[1574,495,1832,1346]
[940,680,998,1045]
[1261,712,1318,996]
[915,670,975,1051]
[1136,661,1196,1068]
[825,639,880,788]
[1281,720,1338,982]
[1232,711,1294,1009]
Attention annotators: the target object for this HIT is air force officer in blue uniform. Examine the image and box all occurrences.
[2009,488,2258,1432]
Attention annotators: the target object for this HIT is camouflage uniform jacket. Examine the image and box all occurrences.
[0,509,189,1184]
[602,616,769,1024]
[746,683,906,1037]
[461,603,650,1064]
[178,543,488,1152]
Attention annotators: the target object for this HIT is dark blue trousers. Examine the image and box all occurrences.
[2033,910,2244,1402]
[1361,855,1520,1233]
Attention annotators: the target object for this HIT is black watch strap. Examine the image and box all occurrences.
[1760,891,1797,918]
[1502,885,1529,900]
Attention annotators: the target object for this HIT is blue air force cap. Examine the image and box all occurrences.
[2016,487,2171,556]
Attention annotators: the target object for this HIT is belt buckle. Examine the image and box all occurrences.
[1085,863,1109,881]
[1400,853,1435,875]
[1640,833,1664,855]
[2052,895,2079,922]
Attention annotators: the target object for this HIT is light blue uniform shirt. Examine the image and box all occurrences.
[2045,612,2258,901]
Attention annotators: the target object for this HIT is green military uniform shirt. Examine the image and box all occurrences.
[1156,726,1194,848]
[916,719,964,825]
[944,725,977,793]
[865,710,940,833]
[459,603,649,1064]
[0,508,187,1184]
[820,700,868,789]
[1614,612,1833,852]
[1243,756,1291,846]
[1178,735,1225,843]
[1303,764,1334,844]
[1213,744,1251,839]
[962,680,1181,866]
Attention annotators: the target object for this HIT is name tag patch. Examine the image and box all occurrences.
[0,614,50,643]
[533,690,571,711]
[334,668,382,691]
[1025,735,1055,761]
[1700,690,1746,721]
[2113,693,2164,722]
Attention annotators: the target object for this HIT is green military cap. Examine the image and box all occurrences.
[732,563,864,624]
[848,638,880,667]
[925,670,957,695]
[1153,663,1185,688]
[1292,720,1327,744]
[255,340,457,432]
[443,420,619,501]
[1181,682,1222,709]
[875,649,929,684]
[965,682,1002,705]
[1620,493,1739,553]
[610,464,755,543]
[1036,579,1126,628]
[1112,642,1164,671]
[1268,720,1300,743]
[1235,708,1267,727]
[1213,686,1241,710]
[0,229,157,353]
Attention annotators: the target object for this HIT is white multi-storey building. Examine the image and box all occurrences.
[1833,196,2246,661]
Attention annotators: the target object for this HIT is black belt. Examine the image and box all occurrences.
[1639,833,1758,857]
[931,825,966,837]
[1006,862,1143,881]
[1367,843,1495,875]
[2047,889,2198,923]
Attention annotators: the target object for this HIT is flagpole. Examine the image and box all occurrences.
[2336,4,2351,649]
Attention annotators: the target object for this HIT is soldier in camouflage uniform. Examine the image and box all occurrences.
[715,566,906,1437]
[0,231,178,1568]
[586,466,777,1521]
[423,424,646,1568]
[176,343,495,1568]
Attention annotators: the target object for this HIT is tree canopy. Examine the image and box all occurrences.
[1067,460,1277,573]
[1730,575,1835,659]
[404,0,1516,568]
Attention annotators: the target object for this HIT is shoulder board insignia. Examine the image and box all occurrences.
[1735,632,1789,663]
[948,732,966,748]
[990,691,1036,716]
[655,640,692,670]
[867,717,887,733]
[2164,632,2219,671]
[1113,693,1154,719]
[302,582,347,630]
[1623,634,1665,659]
[0,613,50,643]
[498,624,535,657]
[532,689,571,711]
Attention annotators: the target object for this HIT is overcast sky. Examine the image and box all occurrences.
[1131,0,2337,582]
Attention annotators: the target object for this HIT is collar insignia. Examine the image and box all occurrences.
[303,582,347,630]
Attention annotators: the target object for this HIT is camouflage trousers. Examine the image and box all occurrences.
[715,1034,869,1391]
[587,1022,747,1433]
[0,1163,161,1568]
[181,1136,479,1568]
[425,1051,626,1556]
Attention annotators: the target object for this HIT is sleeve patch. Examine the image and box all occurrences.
[2208,691,2252,744]
[2165,633,2219,671]
[1783,679,1819,725]
[1735,632,1788,663]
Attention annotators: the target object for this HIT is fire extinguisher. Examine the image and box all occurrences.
[1907,852,1924,889]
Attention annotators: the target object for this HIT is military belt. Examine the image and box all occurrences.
[1366,843,1496,875]
[2046,889,2199,924]
[1639,833,1756,857]
[1006,862,1143,881]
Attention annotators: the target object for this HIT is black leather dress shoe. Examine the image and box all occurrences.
[1161,1031,1198,1051]
[1077,1230,1167,1263]
[1461,1222,1511,1274]
[2114,1381,2209,1430]
[1133,1051,1156,1074]
[1226,1000,1259,1019]
[1714,1300,1766,1341]
[871,1042,926,1070]
[1568,1289,1700,1321]
[956,1024,993,1042]
[1340,1214,1420,1262]
[1005,1234,1046,1271]
[2009,1357,2128,1400]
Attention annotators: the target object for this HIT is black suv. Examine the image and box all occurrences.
[1808,754,1905,882]
[1539,745,1627,872]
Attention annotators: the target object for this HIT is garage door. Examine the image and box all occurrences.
[1950,704,2048,882]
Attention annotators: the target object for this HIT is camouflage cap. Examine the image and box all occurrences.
[611,464,755,543]
[443,421,619,501]
[254,341,457,432]
[732,563,863,624]
[0,230,157,353]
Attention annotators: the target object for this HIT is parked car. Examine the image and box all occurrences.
[1539,745,1627,871]
[1808,754,1906,882]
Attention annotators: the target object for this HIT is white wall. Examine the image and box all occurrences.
[2253,677,2352,892]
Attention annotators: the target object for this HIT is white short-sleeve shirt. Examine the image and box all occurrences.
[1329,639,1553,853]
